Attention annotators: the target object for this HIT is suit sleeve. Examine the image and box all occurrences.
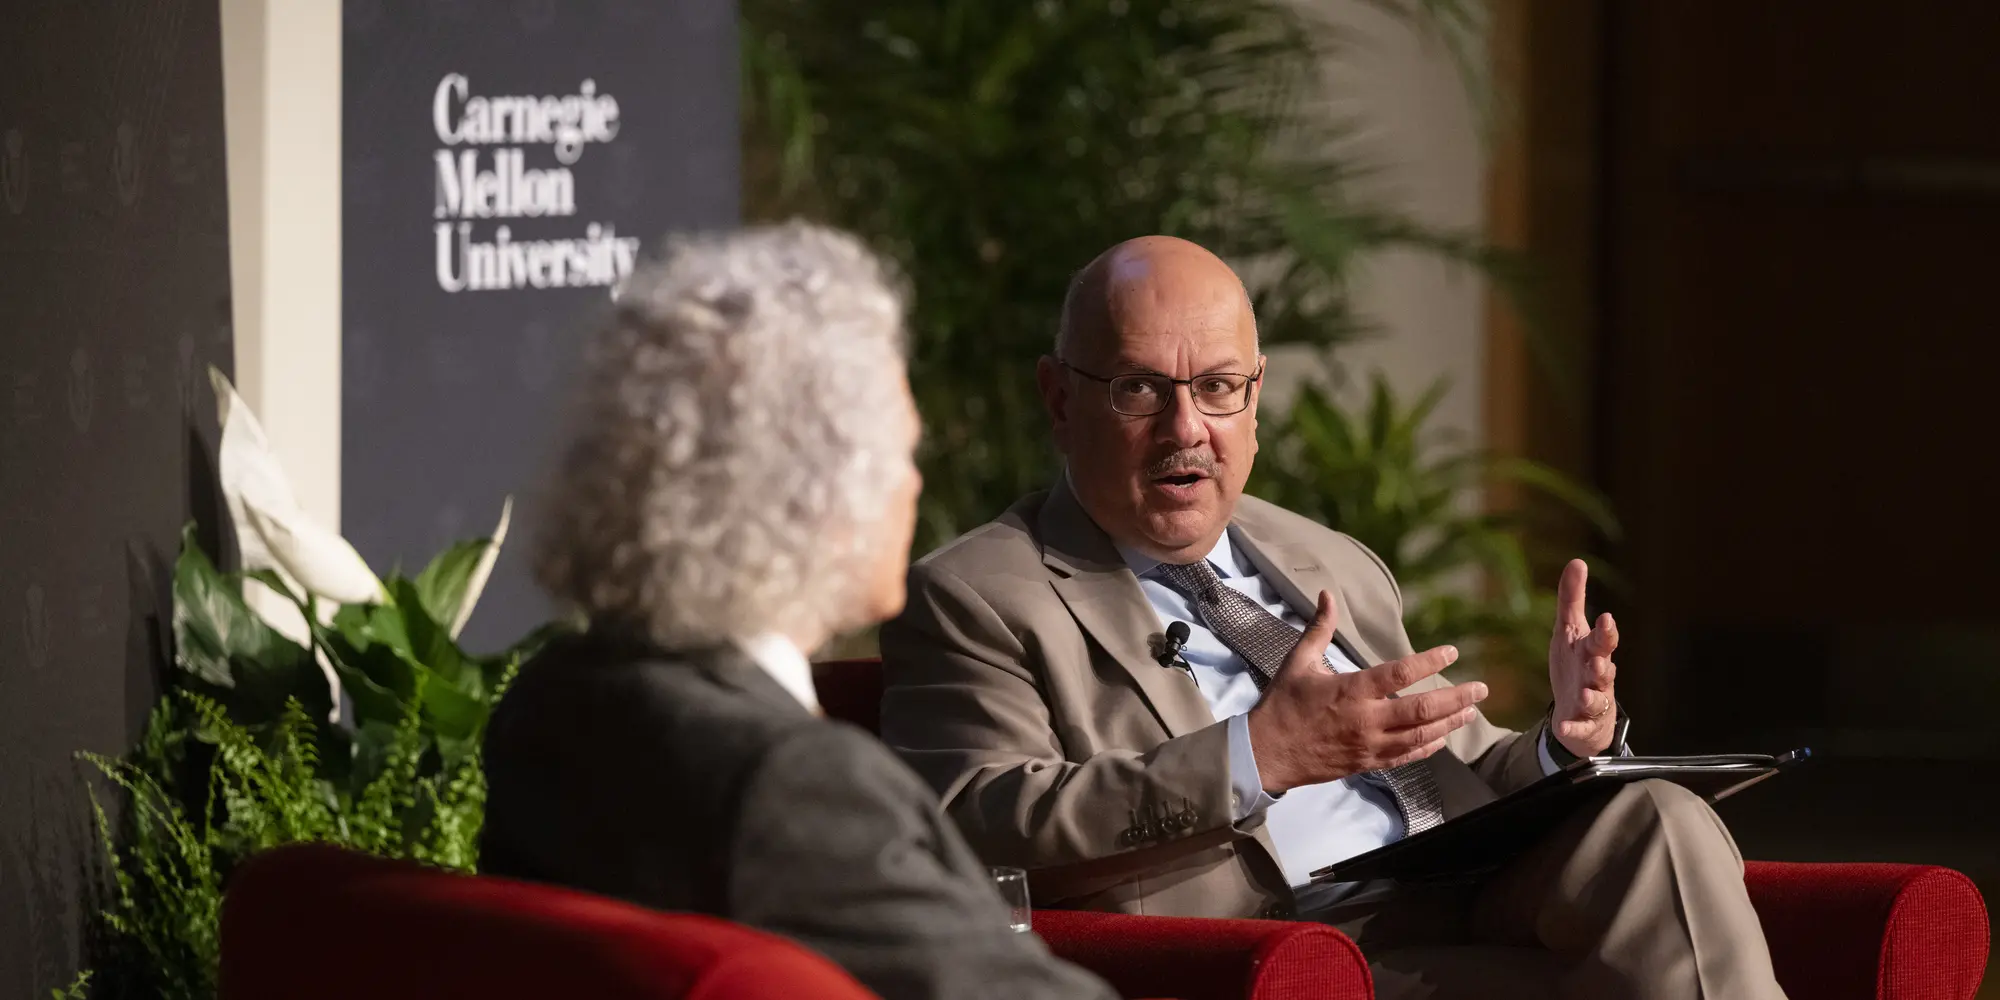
[879,561,1252,898]
[727,724,1117,1000]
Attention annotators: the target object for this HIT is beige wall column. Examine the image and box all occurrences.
[1265,3,1489,453]
[221,0,343,530]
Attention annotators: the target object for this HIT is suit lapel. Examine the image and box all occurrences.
[1038,483,1217,739]
[1229,515,1378,669]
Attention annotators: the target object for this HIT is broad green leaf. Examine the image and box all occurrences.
[410,538,488,637]
[389,578,471,694]
[170,525,329,728]
[311,618,417,730]
[358,602,414,657]
[170,525,240,688]
[418,672,486,742]
[331,601,372,641]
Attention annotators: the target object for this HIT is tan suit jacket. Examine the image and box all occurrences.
[880,481,1552,919]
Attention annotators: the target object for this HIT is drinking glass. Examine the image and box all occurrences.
[989,866,1031,933]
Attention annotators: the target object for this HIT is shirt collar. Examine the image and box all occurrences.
[733,633,822,715]
[1115,526,1247,581]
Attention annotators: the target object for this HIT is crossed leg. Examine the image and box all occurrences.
[1317,779,1788,1000]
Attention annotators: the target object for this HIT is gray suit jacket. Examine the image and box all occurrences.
[879,483,1551,919]
[480,634,1115,1000]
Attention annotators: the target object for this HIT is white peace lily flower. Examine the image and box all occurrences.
[451,496,511,638]
[211,366,388,614]
[239,498,386,606]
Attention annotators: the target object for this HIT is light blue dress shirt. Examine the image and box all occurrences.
[1118,529,1562,906]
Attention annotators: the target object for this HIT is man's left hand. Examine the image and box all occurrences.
[1549,559,1619,758]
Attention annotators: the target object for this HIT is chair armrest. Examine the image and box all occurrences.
[1745,861,1989,1000]
[1033,909,1371,1000]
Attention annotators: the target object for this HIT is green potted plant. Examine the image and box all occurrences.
[67,370,560,999]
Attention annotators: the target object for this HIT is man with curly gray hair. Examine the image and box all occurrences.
[480,222,1114,1000]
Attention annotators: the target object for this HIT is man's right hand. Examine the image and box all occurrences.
[1245,590,1487,795]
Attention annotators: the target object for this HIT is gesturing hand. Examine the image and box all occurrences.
[1550,559,1620,758]
[1246,591,1488,795]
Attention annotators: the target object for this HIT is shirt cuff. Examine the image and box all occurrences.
[1537,727,1564,776]
[1226,713,1280,821]
[1542,705,1635,773]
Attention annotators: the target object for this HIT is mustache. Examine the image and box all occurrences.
[1145,450,1218,478]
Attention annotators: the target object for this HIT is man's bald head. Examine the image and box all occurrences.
[1055,235,1257,362]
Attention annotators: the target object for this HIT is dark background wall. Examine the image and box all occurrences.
[1491,2,2000,992]
[1592,9,2000,990]
[0,2,236,997]
[341,0,740,651]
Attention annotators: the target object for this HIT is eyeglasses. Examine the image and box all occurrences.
[1057,359,1263,417]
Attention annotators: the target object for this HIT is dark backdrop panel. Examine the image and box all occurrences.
[343,0,739,650]
[0,2,235,996]
[1593,5,2000,993]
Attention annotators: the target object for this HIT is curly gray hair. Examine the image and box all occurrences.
[535,222,909,647]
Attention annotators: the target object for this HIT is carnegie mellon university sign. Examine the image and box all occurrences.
[430,73,642,293]
[344,0,738,649]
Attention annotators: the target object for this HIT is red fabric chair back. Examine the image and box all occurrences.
[1745,860,1990,1000]
[220,843,878,1000]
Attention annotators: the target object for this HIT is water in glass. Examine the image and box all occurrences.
[990,866,1031,933]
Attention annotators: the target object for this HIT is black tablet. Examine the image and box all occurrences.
[1308,749,1812,885]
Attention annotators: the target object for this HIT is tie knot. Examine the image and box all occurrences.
[1159,559,1224,604]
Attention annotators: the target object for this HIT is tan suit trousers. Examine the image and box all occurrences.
[1319,780,1786,1000]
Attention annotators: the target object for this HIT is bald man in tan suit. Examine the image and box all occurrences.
[880,236,1786,999]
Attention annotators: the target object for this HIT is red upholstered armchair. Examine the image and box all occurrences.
[219,843,1362,1000]
[221,844,880,1000]
[216,663,1988,1000]
[814,658,1993,1000]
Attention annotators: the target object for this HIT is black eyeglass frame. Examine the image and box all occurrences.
[1055,358,1266,417]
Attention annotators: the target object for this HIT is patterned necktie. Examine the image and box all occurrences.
[1158,559,1447,835]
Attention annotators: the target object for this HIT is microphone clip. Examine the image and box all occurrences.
[1153,621,1193,673]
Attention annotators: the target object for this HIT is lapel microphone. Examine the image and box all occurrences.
[1155,621,1192,669]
